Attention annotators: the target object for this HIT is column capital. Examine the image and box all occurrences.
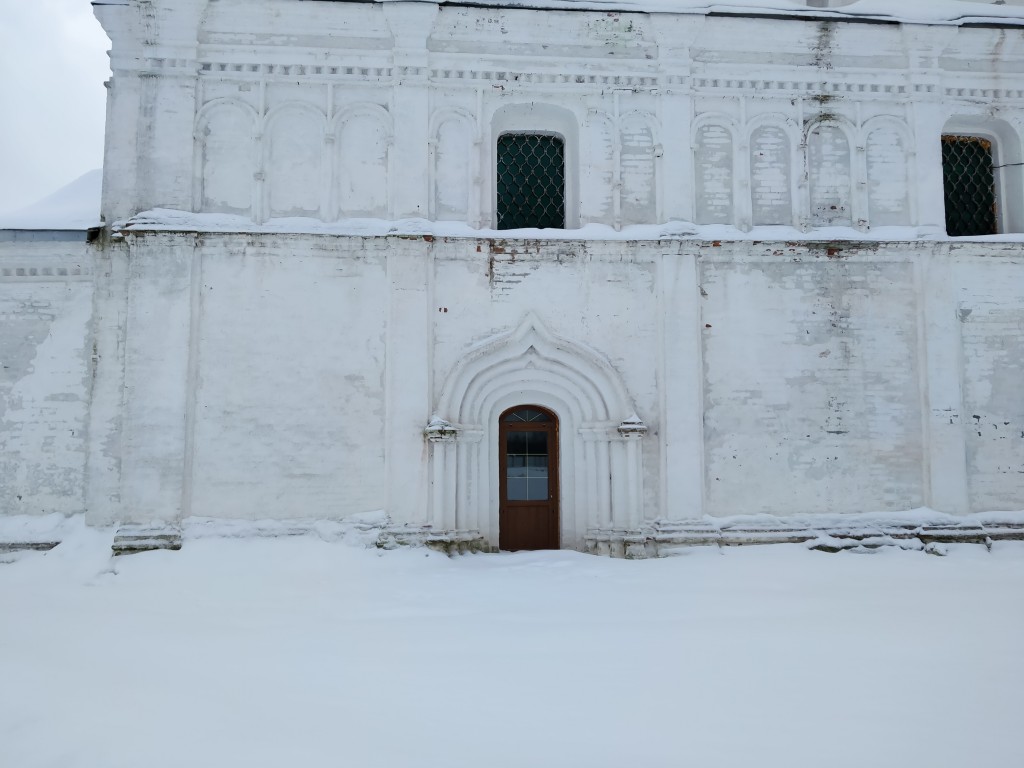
[617,414,649,440]
[425,416,458,443]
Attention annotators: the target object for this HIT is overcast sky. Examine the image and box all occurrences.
[0,0,110,214]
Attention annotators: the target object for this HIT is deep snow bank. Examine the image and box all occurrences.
[1,525,1022,768]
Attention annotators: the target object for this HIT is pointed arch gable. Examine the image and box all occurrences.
[436,314,634,427]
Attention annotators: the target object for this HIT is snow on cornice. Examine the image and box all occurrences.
[359,0,1024,26]
[117,209,1024,244]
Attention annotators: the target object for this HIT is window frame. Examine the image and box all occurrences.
[495,131,567,231]
[489,104,579,230]
[942,118,1024,236]
[941,133,999,237]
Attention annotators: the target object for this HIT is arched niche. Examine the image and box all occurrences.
[431,110,475,221]
[581,109,616,223]
[619,111,659,226]
[429,315,646,549]
[748,118,797,227]
[334,105,392,219]
[864,117,913,227]
[807,120,855,227]
[264,104,326,219]
[693,115,737,225]
[196,100,257,217]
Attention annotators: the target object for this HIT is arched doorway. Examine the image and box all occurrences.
[429,314,647,550]
[499,405,559,551]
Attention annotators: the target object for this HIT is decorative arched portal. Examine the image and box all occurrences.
[499,406,560,551]
[426,315,647,551]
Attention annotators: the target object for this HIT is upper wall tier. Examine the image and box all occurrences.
[95,0,1024,235]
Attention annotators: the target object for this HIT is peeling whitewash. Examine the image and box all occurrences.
[0,242,93,517]
[2,0,1023,552]
[94,0,1024,233]
[67,234,1022,549]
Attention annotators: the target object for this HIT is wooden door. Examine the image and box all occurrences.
[499,406,559,551]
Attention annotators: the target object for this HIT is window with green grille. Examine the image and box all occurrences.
[942,135,997,237]
[496,134,565,230]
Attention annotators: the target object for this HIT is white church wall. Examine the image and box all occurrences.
[430,240,663,546]
[953,249,1024,512]
[0,241,94,517]
[39,0,1023,548]
[700,246,926,516]
[79,233,1022,545]
[117,235,195,526]
[189,238,389,520]
[93,1,1024,237]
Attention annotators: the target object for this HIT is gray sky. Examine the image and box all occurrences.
[0,0,110,214]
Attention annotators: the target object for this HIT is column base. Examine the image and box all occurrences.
[112,523,183,556]
[377,525,493,555]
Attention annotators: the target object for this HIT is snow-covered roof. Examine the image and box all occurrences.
[368,0,1024,26]
[0,170,102,232]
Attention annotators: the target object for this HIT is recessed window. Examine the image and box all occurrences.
[942,135,997,237]
[496,134,565,230]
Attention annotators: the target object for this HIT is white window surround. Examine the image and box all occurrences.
[943,116,1024,235]
[488,103,580,230]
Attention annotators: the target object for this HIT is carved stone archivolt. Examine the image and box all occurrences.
[428,314,647,548]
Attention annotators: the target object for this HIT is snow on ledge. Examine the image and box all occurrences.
[119,209,1024,244]
[366,0,1024,27]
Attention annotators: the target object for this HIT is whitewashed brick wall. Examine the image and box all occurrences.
[0,242,93,517]
[94,2,1024,235]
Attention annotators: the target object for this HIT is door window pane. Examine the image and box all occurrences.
[506,430,550,501]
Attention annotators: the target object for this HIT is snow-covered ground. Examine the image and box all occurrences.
[2,521,1021,768]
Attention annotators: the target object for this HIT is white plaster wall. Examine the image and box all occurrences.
[94,2,1024,234]
[953,247,1024,511]
[189,239,389,520]
[430,240,663,543]
[47,0,1024,536]
[699,246,925,515]
[0,241,93,516]
[78,235,1021,540]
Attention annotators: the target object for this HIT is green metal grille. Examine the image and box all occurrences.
[942,135,997,237]
[497,134,565,230]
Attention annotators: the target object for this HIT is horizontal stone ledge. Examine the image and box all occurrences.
[584,517,1024,558]
[0,541,61,555]
[112,525,183,556]
[377,525,493,555]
